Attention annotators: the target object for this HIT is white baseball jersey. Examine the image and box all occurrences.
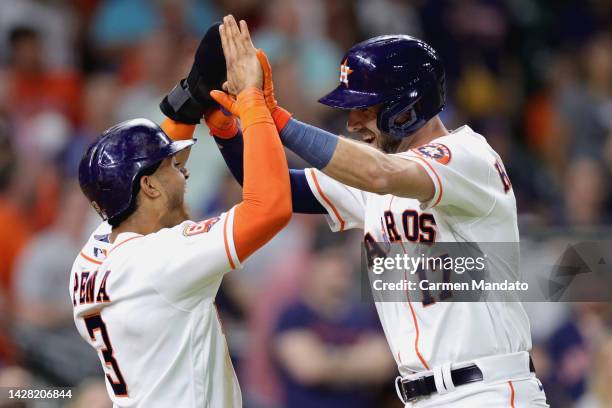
[305,125,531,375]
[69,208,242,407]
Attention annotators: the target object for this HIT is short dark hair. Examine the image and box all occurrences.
[108,161,162,228]
[9,26,39,47]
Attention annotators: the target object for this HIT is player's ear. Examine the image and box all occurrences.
[139,174,162,199]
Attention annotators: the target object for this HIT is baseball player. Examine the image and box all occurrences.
[70,20,291,407]
[209,18,549,407]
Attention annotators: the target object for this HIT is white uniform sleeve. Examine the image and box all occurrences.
[395,135,497,216]
[146,206,240,309]
[304,168,367,232]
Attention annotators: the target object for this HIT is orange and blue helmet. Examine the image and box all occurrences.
[319,35,445,138]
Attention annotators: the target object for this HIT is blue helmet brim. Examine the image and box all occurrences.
[166,139,196,156]
[318,86,390,110]
[152,138,196,162]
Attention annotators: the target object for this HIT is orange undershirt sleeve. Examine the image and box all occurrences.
[160,117,196,165]
[160,118,196,141]
[231,88,291,262]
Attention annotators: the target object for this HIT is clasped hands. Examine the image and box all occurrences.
[209,15,280,118]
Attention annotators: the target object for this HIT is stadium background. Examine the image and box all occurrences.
[0,0,610,407]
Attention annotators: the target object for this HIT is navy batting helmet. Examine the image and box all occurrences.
[78,118,195,221]
[318,35,445,138]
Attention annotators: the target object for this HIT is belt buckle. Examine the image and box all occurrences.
[403,376,430,401]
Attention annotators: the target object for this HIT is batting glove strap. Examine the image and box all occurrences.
[160,78,216,125]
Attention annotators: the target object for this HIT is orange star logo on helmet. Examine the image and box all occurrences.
[339,58,353,87]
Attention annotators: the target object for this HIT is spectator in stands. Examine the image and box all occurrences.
[557,31,611,162]
[0,0,77,69]
[5,26,82,125]
[90,0,218,50]
[115,29,186,122]
[577,336,612,408]
[12,180,100,386]
[0,365,30,388]
[0,118,30,357]
[61,73,120,178]
[253,0,341,123]
[546,303,611,406]
[564,158,609,226]
[272,235,394,408]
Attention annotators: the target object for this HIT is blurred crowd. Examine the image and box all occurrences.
[0,0,610,407]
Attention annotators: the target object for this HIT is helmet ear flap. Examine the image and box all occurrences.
[377,95,423,139]
[377,75,446,139]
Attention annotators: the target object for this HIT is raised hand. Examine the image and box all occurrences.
[219,15,262,95]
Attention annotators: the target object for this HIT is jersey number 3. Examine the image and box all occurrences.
[84,314,128,397]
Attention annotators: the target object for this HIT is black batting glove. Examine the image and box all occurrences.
[160,22,226,124]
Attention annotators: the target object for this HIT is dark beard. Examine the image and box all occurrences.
[378,132,402,153]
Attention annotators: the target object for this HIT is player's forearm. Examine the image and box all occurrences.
[214,133,245,184]
[338,338,395,383]
[279,118,338,169]
[279,118,433,201]
[276,333,359,386]
[278,118,379,190]
[233,88,291,261]
[326,138,433,200]
[305,343,391,386]
[324,137,397,194]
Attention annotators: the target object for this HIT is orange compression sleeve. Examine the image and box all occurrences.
[160,118,196,141]
[232,87,291,262]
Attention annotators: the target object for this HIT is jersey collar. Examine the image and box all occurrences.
[109,232,143,255]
